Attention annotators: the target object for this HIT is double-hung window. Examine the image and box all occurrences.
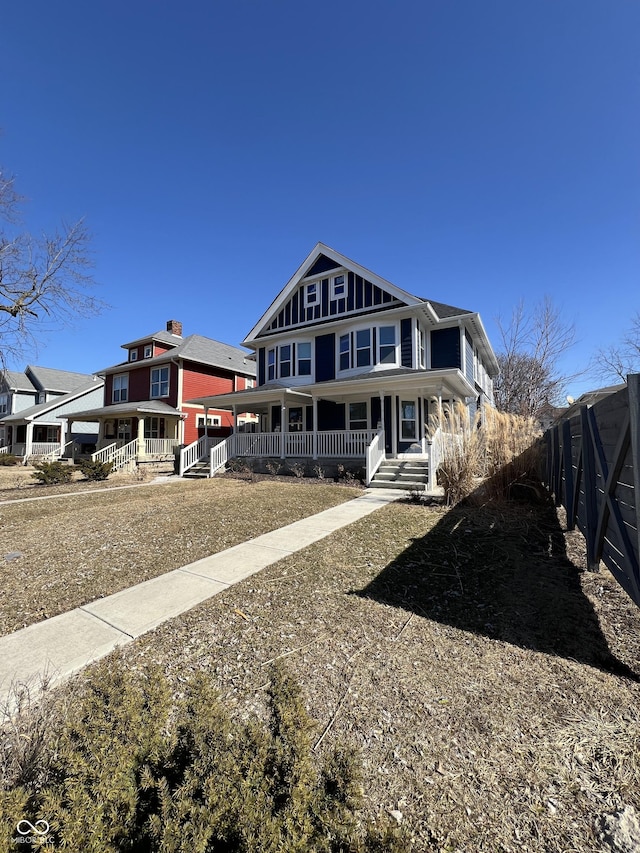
[378,326,396,364]
[332,274,345,299]
[267,348,276,381]
[279,345,291,378]
[144,345,153,358]
[305,282,318,308]
[0,394,7,414]
[349,402,368,431]
[339,334,350,371]
[150,366,169,398]
[129,349,138,362]
[355,329,371,367]
[297,342,311,376]
[112,374,128,403]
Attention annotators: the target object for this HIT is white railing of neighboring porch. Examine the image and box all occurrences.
[92,442,118,464]
[39,440,74,462]
[365,428,386,486]
[179,435,223,476]
[107,439,139,471]
[0,446,9,454]
[144,438,179,456]
[210,435,235,476]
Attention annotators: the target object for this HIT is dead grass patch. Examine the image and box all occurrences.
[0,478,358,635]
[78,498,640,852]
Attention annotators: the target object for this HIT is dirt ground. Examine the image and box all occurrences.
[56,491,640,853]
[4,466,640,851]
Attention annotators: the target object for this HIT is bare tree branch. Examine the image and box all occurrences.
[590,312,640,383]
[494,297,578,418]
[0,165,106,366]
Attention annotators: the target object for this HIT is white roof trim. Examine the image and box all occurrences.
[242,242,423,345]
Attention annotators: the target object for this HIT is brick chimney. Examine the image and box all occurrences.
[166,319,183,336]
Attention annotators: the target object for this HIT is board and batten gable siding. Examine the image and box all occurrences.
[315,333,336,382]
[430,327,461,370]
[400,318,413,368]
[263,268,402,335]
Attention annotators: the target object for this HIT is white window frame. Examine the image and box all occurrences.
[0,394,8,414]
[378,325,397,365]
[296,341,312,376]
[245,377,256,389]
[305,281,318,308]
[348,401,368,431]
[144,345,153,359]
[339,334,351,372]
[331,273,346,299]
[418,327,426,369]
[129,349,138,362]
[197,414,221,428]
[150,366,170,399]
[112,374,129,403]
[400,400,418,441]
[355,328,372,367]
[267,348,276,382]
[279,344,292,379]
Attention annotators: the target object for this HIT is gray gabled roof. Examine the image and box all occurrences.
[99,334,256,377]
[423,299,474,319]
[26,365,97,394]
[0,370,36,393]
[1,378,104,423]
[69,400,182,419]
[121,329,182,349]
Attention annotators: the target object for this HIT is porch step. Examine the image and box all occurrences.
[370,459,431,491]
[182,461,211,479]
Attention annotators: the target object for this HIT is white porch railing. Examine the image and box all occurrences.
[39,440,74,462]
[108,439,139,471]
[0,446,9,454]
[233,432,282,457]
[179,435,223,476]
[315,429,376,458]
[365,428,386,486]
[144,438,179,456]
[210,435,235,477]
[92,442,118,464]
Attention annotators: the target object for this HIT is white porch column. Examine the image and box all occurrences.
[312,397,318,460]
[391,395,397,459]
[97,419,105,449]
[204,405,209,439]
[232,405,237,434]
[137,416,146,459]
[280,397,286,459]
[59,417,68,457]
[25,421,34,461]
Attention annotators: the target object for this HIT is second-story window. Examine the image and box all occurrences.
[279,345,291,378]
[305,282,318,308]
[267,348,276,381]
[419,328,426,369]
[129,349,138,362]
[0,394,8,414]
[331,274,345,299]
[339,334,350,371]
[355,329,371,367]
[297,342,311,376]
[378,326,396,364]
[150,367,169,398]
[113,374,128,403]
[144,345,153,358]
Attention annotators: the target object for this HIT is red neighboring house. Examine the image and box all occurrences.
[69,320,256,467]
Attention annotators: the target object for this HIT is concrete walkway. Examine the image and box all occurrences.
[0,489,404,706]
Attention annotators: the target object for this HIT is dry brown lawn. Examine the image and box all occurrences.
[0,475,359,635]
[93,497,639,852]
[3,465,640,851]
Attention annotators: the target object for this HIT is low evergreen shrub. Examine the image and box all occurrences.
[76,459,114,481]
[0,659,406,852]
[30,460,73,485]
[0,453,20,466]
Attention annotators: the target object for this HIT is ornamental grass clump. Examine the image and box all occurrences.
[0,657,405,852]
[480,406,543,501]
[429,401,483,505]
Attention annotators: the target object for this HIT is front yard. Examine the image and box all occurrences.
[2,474,640,851]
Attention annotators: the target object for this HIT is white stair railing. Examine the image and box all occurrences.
[40,440,74,462]
[92,442,118,464]
[108,439,139,471]
[179,435,222,476]
[365,428,386,485]
[210,434,237,477]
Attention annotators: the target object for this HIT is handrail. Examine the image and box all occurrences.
[365,428,386,485]
[179,435,221,476]
[92,442,118,464]
[108,439,139,471]
[40,440,74,462]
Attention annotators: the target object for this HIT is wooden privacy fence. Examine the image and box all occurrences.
[543,373,640,609]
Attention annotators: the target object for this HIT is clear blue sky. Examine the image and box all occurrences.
[2,0,638,398]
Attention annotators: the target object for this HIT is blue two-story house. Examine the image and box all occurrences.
[185,243,499,487]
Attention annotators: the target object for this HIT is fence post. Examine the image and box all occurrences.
[580,405,599,571]
[552,425,561,506]
[562,418,575,530]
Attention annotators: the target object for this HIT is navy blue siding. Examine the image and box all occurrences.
[304,254,340,277]
[347,272,355,311]
[401,318,413,368]
[315,333,336,382]
[258,348,265,386]
[431,327,461,369]
[384,395,392,453]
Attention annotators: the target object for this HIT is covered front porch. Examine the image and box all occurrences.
[184,368,475,485]
[68,401,185,470]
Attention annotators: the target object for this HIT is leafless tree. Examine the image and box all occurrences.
[0,166,105,366]
[590,313,640,383]
[493,297,577,418]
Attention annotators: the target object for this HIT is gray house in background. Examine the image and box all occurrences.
[0,367,104,460]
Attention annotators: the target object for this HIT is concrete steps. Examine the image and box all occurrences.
[182,461,211,479]
[369,459,430,491]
